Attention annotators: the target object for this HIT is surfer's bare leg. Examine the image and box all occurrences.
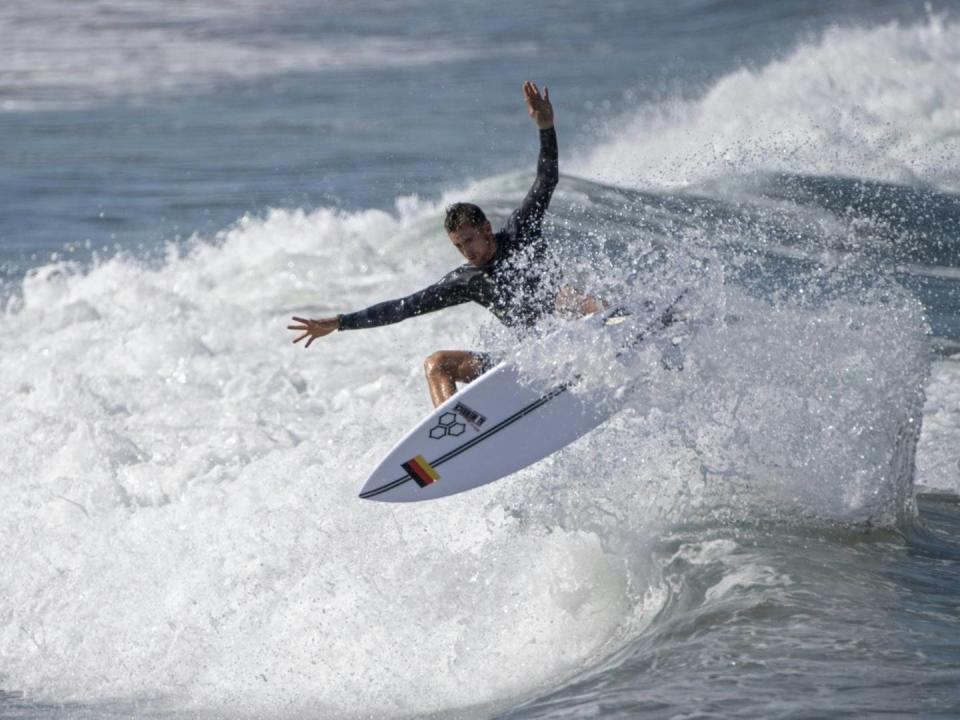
[423,351,485,407]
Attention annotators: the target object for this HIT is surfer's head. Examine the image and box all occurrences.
[445,203,496,267]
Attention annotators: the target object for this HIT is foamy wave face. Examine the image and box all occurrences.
[0,206,666,715]
[577,14,960,192]
[501,282,929,529]
[664,290,928,523]
[0,193,933,713]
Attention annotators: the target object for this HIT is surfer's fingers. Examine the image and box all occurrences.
[291,316,312,324]
[305,335,317,348]
[543,86,549,103]
[292,332,309,344]
[287,324,307,330]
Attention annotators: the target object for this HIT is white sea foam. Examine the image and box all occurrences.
[0,203,671,715]
[917,358,960,494]
[576,13,960,193]
[0,188,932,714]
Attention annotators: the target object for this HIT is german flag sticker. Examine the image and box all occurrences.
[402,454,440,488]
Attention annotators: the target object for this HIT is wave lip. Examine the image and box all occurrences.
[579,13,960,193]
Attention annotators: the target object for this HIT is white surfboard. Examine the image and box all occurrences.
[358,298,685,503]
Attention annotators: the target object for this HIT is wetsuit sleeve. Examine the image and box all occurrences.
[508,126,559,242]
[337,271,472,330]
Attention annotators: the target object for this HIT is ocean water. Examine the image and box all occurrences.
[2,1,959,718]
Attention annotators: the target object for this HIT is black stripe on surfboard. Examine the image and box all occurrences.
[358,380,573,499]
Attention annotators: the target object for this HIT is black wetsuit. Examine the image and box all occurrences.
[338,127,559,333]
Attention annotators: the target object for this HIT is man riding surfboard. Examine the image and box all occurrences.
[289,81,599,406]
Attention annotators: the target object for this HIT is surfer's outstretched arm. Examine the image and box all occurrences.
[288,270,475,346]
[335,270,473,330]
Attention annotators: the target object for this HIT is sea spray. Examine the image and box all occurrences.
[577,13,960,192]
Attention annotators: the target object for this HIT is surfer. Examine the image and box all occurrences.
[289,81,600,406]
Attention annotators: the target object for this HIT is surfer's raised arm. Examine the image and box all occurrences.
[509,81,558,242]
[289,79,573,408]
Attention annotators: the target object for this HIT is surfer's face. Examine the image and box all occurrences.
[448,222,496,267]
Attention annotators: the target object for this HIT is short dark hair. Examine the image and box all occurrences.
[444,203,487,233]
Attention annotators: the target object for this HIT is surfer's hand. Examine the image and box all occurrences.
[523,80,553,129]
[555,286,604,317]
[288,316,339,348]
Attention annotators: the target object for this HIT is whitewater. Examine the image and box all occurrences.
[1,2,959,718]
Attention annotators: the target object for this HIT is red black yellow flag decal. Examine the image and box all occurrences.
[401,454,440,488]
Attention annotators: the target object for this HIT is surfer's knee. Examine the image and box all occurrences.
[423,351,451,378]
[555,285,603,317]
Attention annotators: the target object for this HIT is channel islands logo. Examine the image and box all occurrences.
[428,402,487,440]
[428,412,465,439]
